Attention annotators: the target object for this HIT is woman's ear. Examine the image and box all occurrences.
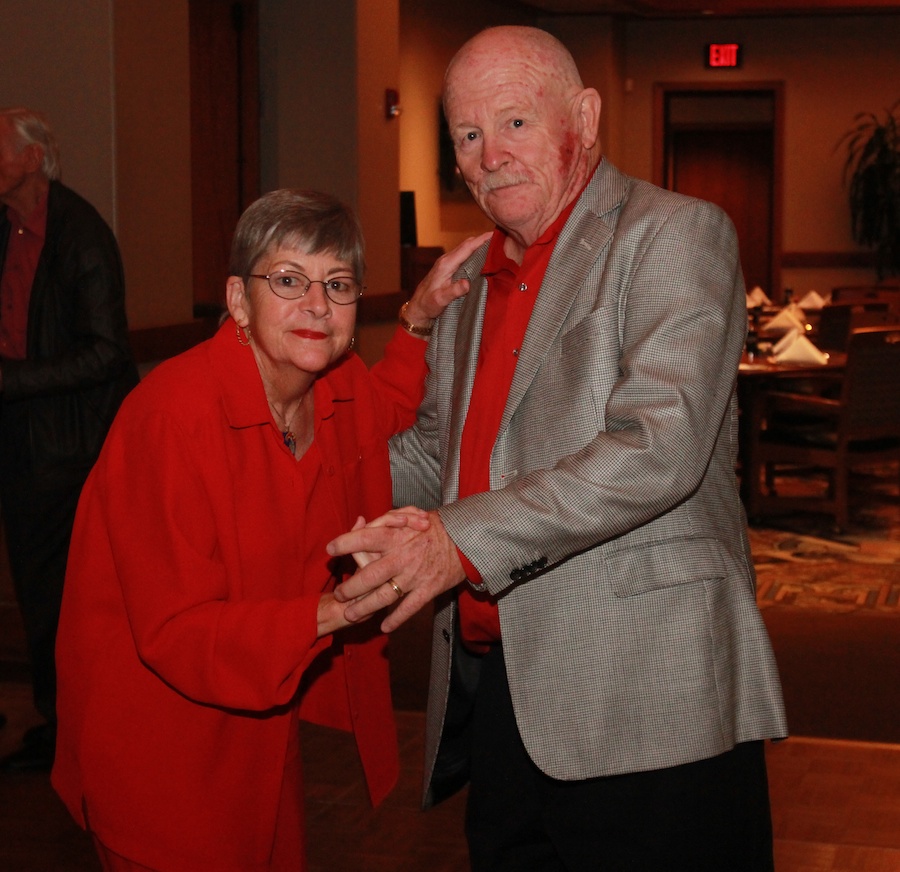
[226,276,250,326]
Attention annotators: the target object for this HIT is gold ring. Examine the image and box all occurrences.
[389,581,404,600]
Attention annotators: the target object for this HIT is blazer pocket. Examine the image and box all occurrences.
[559,305,620,369]
[605,537,727,598]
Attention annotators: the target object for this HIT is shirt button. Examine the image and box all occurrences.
[512,348,519,357]
[519,282,527,292]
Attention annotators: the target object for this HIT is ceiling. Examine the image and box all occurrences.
[510,0,900,17]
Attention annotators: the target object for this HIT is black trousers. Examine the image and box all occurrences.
[1,475,83,728]
[465,645,776,872]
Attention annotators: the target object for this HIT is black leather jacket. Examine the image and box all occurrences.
[0,181,138,488]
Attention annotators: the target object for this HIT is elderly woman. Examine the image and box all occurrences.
[51,189,486,871]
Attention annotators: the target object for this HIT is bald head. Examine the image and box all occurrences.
[444,26,586,109]
[442,27,602,256]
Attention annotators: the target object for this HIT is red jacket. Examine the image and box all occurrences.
[52,320,425,871]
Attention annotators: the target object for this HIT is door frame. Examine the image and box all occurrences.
[652,81,785,300]
[189,0,261,317]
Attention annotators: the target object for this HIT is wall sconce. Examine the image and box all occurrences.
[385,88,401,120]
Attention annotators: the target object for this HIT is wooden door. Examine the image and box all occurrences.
[669,127,774,294]
[189,0,260,316]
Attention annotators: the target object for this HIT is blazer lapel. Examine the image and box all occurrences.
[443,246,489,498]
[500,163,625,435]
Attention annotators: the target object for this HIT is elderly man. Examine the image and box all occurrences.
[0,107,138,771]
[328,26,787,870]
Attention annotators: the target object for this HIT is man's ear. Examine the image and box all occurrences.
[225,276,249,325]
[23,143,44,174]
[578,88,602,151]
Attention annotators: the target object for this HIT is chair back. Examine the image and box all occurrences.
[831,284,900,305]
[817,303,896,350]
[840,326,900,440]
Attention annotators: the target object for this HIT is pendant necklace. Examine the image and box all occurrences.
[269,392,310,457]
[270,402,298,455]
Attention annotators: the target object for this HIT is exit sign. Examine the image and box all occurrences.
[705,43,742,68]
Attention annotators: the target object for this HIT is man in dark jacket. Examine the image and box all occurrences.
[0,107,138,770]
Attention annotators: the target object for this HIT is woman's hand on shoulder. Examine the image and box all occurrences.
[402,232,492,327]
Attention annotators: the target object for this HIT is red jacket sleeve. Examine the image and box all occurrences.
[367,325,429,435]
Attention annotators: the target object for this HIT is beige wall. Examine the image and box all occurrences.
[397,10,900,298]
[2,3,898,336]
[0,0,194,329]
[0,0,117,226]
[113,2,194,327]
[399,0,533,253]
[357,0,401,300]
[617,13,900,295]
[261,0,401,300]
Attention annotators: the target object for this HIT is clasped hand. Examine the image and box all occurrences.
[326,508,466,632]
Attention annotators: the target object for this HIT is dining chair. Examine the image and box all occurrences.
[830,284,900,306]
[816,303,898,351]
[748,325,900,531]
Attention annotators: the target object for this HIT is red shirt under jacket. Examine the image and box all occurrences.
[52,321,426,872]
[0,191,47,360]
[457,196,581,650]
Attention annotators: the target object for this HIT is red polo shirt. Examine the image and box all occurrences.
[457,193,582,650]
[0,191,48,361]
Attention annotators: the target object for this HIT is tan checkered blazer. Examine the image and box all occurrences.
[390,159,788,806]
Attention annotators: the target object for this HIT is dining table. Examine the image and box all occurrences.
[736,350,847,519]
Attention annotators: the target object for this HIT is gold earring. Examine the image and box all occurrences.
[348,336,356,351]
[236,323,251,346]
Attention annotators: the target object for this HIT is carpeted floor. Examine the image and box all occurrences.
[747,466,900,743]
[753,528,900,613]
[750,471,900,614]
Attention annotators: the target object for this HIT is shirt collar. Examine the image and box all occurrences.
[482,162,599,277]
[213,318,338,433]
[8,187,49,241]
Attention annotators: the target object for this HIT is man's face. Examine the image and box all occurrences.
[0,118,33,205]
[444,55,583,247]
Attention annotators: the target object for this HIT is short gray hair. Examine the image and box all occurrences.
[0,107,61,180]
[230,189,366,282]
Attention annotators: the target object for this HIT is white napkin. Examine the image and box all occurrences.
[746,286,771,307]
[772,328,801,357]
[773,333,829,365]
[764,307,807,335]
[797,289,827,310]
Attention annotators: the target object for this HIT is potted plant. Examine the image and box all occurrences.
[838,99,900,279]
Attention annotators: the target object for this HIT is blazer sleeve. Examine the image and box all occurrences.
[439,197,746,592]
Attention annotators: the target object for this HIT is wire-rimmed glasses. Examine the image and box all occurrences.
[249,269,364,305]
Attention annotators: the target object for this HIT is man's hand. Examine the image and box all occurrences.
[349,507,431,569]
[317,509,431,637]
[327,510,466,632]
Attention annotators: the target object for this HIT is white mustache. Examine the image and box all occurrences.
[481,174,530,192]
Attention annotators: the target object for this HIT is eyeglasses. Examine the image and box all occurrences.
[249,269,364,305]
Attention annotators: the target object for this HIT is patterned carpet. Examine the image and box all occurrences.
[749,469,900,613]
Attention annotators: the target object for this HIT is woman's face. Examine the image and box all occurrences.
[227,245,357,386]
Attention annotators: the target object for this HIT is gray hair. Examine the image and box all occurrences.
[0,107,61,180]
[230,189,366,282]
